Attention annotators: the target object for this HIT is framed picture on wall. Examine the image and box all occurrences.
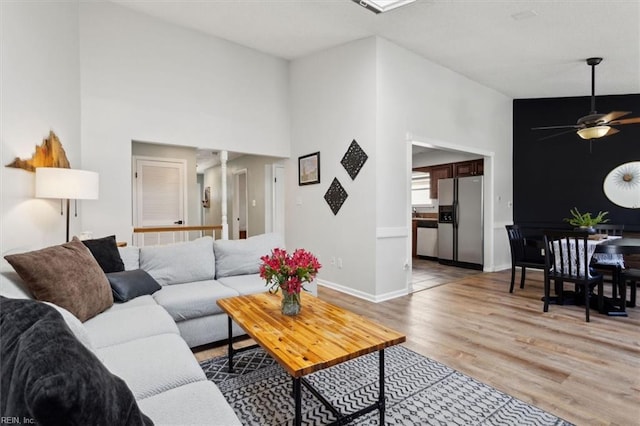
[298,152,320,185]
[202,186,211,208]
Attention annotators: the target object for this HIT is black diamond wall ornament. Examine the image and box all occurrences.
[341,139,368,180]
[324,178,348,215]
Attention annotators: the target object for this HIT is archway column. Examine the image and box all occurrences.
[220,150,229,240]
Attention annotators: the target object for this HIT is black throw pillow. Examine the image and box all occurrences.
[106,269,162,302]
[0,296,153,425]
[82,235,125,273]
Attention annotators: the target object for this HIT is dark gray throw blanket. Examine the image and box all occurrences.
[0,296,153,425]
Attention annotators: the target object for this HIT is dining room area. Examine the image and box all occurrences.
[506,223,640,321]
[510,91,640,323]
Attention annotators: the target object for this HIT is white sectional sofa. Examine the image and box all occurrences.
[0,232,305,425]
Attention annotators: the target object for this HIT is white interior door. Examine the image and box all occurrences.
[232,169,248,240]
[133,157,187,245]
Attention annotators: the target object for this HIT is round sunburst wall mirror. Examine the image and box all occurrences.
[603,161,640,209]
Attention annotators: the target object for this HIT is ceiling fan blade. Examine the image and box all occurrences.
[604,128,620,137]
[600,111,630,123]
[537,128,578,141]
[532,124,580,131]
[608,117,640,125]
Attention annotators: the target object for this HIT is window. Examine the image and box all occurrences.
[411,172,432,206]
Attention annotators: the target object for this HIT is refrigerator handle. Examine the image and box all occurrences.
[454,200,459,228]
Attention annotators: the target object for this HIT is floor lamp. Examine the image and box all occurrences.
[35,167,100,242]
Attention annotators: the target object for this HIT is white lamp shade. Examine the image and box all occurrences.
[35,168,99,200]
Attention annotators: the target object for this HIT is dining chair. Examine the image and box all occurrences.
[593,224,625,236]
[591,224,625,300]
[505,225,545,293]
[543,230,604,322]
[619,268,638,308]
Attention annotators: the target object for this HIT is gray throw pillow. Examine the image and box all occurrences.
[106,269,161,302]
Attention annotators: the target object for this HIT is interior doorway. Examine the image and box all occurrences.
[408,137,495,293]
[232,169,248,239]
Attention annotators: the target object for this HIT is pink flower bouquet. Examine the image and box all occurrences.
[259,248,322,295]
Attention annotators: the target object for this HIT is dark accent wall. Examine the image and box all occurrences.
[513,94,640,232]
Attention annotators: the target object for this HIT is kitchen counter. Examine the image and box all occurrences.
[413,218,438,228]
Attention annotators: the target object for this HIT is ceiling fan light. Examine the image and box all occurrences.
[577,126,611,140]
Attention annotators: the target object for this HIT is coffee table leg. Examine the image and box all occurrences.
[379,349,385,424]
[293,377,302,426]
[227,316,234,373]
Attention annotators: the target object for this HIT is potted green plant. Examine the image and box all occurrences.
[563,207,609,234]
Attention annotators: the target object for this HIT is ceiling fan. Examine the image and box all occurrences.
[532,57,640,141]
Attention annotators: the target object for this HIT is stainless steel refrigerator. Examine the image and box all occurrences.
[437,176,483,269]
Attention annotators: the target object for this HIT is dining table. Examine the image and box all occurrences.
[593,237,640,255]
[593,237,640,315]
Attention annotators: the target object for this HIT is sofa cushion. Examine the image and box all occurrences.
[84,304,179,349]
[0,269,32,299]
[106,269,161,302]
[152,280,238,321]
[138,381,241,426]
[0,297,152,425]
[105,295,157,312]
[96,333,206,400]
[217,273,268,296]
[214,233,285,278]
[4,239,113,322]
[82,235,125,273]
[118,246,140,271]
[140,237,215,285]
[44,302,93,351]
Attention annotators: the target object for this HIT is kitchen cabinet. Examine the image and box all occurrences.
[428,164,453,199]
[453,159,483,177]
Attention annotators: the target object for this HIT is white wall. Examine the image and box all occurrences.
[375,38,513,280]
[79,2,291,242]
[288,38,378,298]
[289,36,513,300]
[1,1,81,255]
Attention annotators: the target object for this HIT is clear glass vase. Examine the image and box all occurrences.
[281,290,301,316]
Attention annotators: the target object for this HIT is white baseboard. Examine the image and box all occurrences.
[317,279,409,303]
[493,262,512,272]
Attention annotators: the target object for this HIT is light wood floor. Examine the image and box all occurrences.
[411,257,483,292]
[195,268,639,426]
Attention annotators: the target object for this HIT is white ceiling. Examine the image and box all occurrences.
[111,0,640,99]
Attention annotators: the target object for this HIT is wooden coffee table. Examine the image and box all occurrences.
[217,291,406,426]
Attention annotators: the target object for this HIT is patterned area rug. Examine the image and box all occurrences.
[200,346,572,426]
